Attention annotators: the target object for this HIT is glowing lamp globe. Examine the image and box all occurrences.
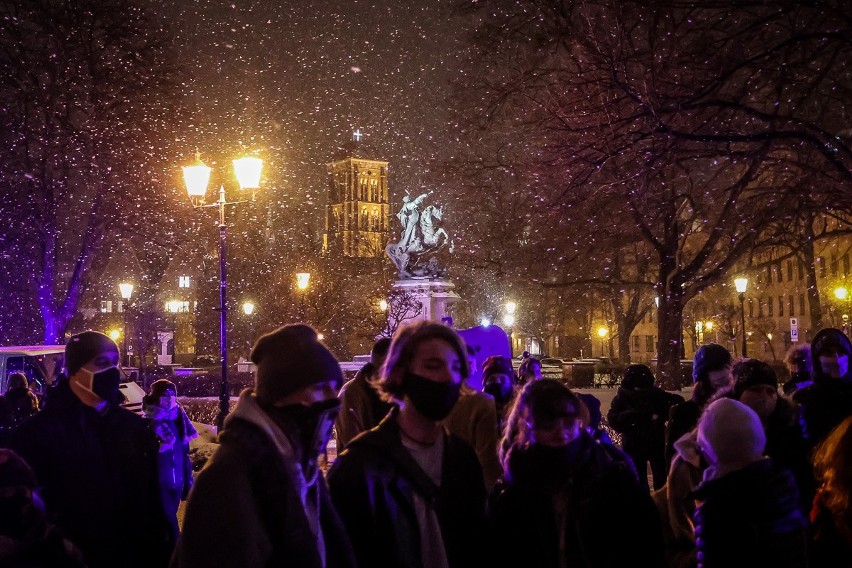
[233,157,263,190]
[183,152,211,203]
[118,282,134,300]
[734,277,748,294]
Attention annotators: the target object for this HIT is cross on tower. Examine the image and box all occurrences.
[352,129,363,142]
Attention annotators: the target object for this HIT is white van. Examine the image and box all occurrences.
[0,345,145,415]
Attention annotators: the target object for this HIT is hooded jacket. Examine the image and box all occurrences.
[793,328,852,448]
[171,389,356,568]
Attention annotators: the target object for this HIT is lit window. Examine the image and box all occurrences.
[117,301,124,313]
[179,276,191,288]
[100,301,112,313]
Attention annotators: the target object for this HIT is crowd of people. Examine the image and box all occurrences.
[0,321,851,567]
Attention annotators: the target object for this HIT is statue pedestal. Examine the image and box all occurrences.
[393,278,460,327]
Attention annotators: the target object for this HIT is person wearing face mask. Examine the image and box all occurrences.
[142,379,198,543]
[793,327,852,453]
[481,355,516,433]
[328,321,486,568]
[489,379,665,568]
[172,323,355,568]
[665,343,733,467]
[11,331,172,568]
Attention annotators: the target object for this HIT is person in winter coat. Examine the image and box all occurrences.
[692,398,807,568]
[328,321,486,568]
[3,372,39,426]
[490,379,665,568]
[793,327,852,452]
[482,354,516,434]
[142,379,198,542]
[608,364,684,490]
[730,359,815,517]
[11,331,172,568]
[782,343,812,396]
[335,336,393,448]
[665,344,733,466]
[172,324,355,568]
[0,448,87,567]
[809,414,852,567]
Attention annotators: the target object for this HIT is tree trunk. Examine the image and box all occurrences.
[656,288,686,391]
[802,218,824,336]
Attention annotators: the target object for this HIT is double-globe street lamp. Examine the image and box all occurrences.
[734,276,749,357]
[183,151,263,430]
[118,282,134,367]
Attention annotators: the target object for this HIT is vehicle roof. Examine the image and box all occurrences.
[0,345,65,356]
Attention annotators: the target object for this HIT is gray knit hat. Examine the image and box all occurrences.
[250,324,343,405]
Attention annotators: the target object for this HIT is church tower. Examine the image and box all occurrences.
[323,131,390,258]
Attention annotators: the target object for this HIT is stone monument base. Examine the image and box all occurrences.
[393,278,460,327]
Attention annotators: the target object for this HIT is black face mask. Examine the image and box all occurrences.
[265,398,341,463]
[403,371,461,421]
[92,367,122,402]
[484,382,512,405]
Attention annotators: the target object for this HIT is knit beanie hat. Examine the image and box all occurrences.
[0,449,37,489]
[250,324,343,406]
[698,398,765,467]
[692,343,733,383]
[482,355,514,379]
[149,378,177,399]
[733,359,778,398]
[65,331,119,376]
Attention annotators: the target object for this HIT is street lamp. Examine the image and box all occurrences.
[597,326,608,357]
[182,151,263,430]
[834,287,849,334]
[504,301,517,357]
[118,282,134,367]
[734,276,749,357]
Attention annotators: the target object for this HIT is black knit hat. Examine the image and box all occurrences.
[482,355,514,379]
[65,331,119,376]
[692,343,733,383]
[250,324,343,405]
[733,359,778,398]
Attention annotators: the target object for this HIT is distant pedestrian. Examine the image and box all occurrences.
[490,379,665,567]
[329,321,486,568]
[809,414,852,567]
[516,356,541,385]
[782,343,812,396]
[11,331,172,568]
[2,372,39,427]
[335,336,393,449]
[142,379,197,542]
[482,354,516,433]
[608,364,683,490]
[665,343,733,466]
[173,324,355,568]
[793,327,852,452]
[692,398,807,568]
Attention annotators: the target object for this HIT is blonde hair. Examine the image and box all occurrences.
[812,415,852,535]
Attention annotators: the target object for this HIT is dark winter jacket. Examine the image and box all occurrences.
[172,390,356,568]
[691,459,807,568]
[11,378,172,568]
[2,387,38,428]
[335,363,393,449]
[487,432,666,568]
[793,328,852,451]
[761,396,816,517]
[327,408,487,568]
[608,384,683,457]
[666,399,703,466]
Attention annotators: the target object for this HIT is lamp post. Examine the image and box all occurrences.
[735,277,749,357]
[504,301,517,357]
[183,151,263,430]
[296,272,311,322]
[242,301,255,352]
[834,287,849,335]
[597,326,608,357]
[118,282,134,367]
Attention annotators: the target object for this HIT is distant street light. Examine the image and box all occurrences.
[118,282,134,367]
[378,299,388,312]
[734,277,749,357]
[597,326,608,357]
[242,301,255,316]
[182,151,263,430]
[296,272,311,321]
[504,301,517,357]
[834,286,849,334]
[107,329,121,342]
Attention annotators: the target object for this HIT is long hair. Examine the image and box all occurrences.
[812,415,852,532]
[498,379,589,471]
[377,321,470,403]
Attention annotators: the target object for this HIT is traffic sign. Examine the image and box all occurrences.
[790,318,798,342]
